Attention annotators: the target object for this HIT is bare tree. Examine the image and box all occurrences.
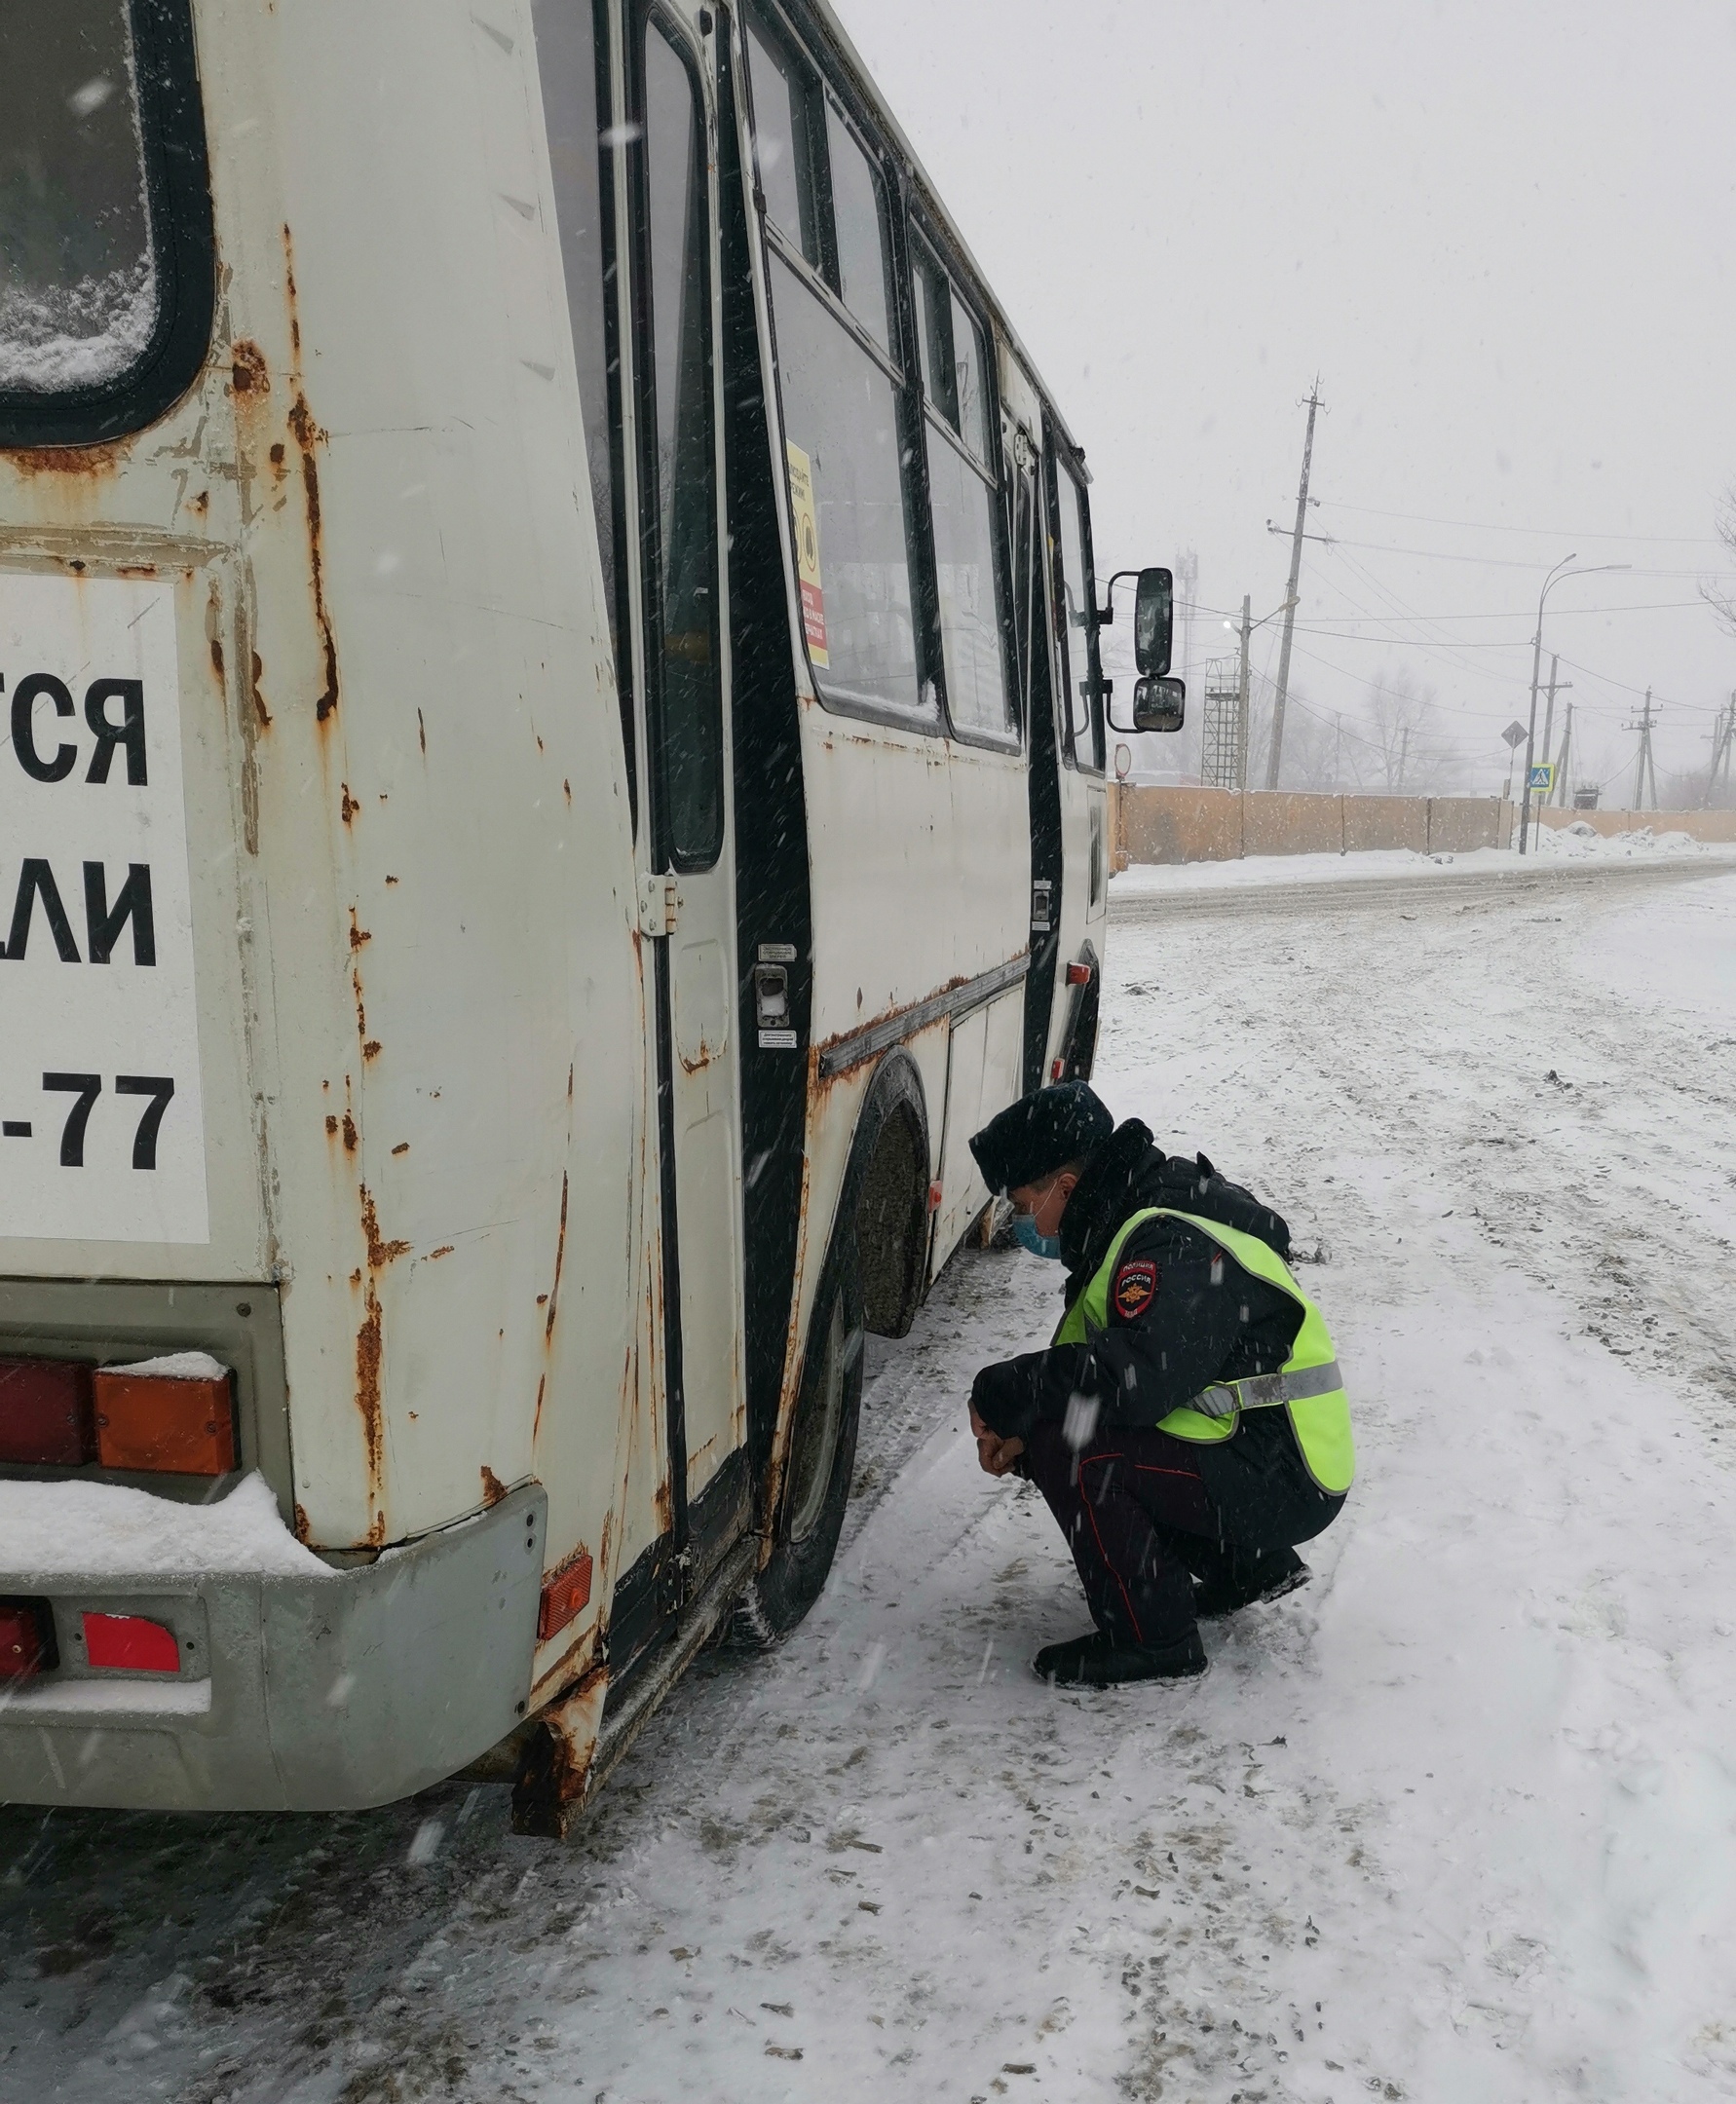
[1703,484,1736,636]
[1360,663,1469,794]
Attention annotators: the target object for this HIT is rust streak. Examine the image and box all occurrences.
[293,1502,312,1543]
[340,782,359,825]
[283,228,339,727]
[545,1170,570,1343]
[355,1284,384,1517]
[362,1039,382,1062]
[532,1371,547,1444]
[2,442,125,479]
[209,636,225,683]
[324,1113,339,1137]
[249,651,271,730]
[348,909,371,949]
[479,1465,509,1508]
[342,1111,358,1153]
[359,1186,411,1269]
[428,1244,455,1260]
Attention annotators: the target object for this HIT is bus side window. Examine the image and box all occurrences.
[745,19,822,268]
[912,239,1014,743]
[750,13,928,727]
[1052,460,1104,773]
[534,0,636,824]
[638,16,724,868]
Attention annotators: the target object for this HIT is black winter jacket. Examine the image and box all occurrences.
[971,1120,1342,1550]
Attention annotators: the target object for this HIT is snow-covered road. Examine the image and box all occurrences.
[5,856,1736,2104]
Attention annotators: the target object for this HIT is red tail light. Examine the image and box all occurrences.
[538,1548,594,1642]
[0,1359,95,1466]
[1066,962,1094,986]
[0,1599,57,1681]
[82,1612,180,1673]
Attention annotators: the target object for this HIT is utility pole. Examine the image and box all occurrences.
[1396,726,1410,793]
[1536,657,1568,827]
[1266,378,1325,792]
[1237,593,1252,791]
[1706,693,1736,808]
[1553,702,1574,807]
[1625,689,1660,811]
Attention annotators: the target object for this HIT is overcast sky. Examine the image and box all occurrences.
[832,0,1736,797]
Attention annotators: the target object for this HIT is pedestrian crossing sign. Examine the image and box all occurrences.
[1528,764,1555,793]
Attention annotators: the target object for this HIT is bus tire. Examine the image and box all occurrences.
[731,1234,864,1647]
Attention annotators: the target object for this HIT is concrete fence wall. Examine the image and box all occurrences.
[1112,787,1515,866]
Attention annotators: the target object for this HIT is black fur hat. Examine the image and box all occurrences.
[969,1082,1114,1195]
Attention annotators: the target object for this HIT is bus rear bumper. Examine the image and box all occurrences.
[0,1484,546,1812]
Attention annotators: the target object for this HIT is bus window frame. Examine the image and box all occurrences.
[1046,434,1106,776]
[743,3,1019,756]
[0,0,216,451]
[905,220,1019,755]
[624,0,728,874]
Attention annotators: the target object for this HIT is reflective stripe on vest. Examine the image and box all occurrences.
[1053,1206,1354,1495]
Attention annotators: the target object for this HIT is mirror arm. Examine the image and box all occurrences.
[1095,568,1142,625]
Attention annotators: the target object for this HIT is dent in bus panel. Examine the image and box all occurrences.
[0,1,157,394]
[769,254,925,721]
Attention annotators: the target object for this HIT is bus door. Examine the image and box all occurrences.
[1005,408,1064,1093]
[623,4,747,1640]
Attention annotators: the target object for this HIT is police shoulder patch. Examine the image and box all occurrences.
[1113,1258,1159,1319]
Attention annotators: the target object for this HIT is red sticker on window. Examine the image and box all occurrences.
[1113,1258,1159,1319]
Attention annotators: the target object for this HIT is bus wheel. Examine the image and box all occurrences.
[732,1240,864,1646]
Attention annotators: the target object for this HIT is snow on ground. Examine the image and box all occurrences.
[1109,823,1732,895]
[4,864,1736,2102]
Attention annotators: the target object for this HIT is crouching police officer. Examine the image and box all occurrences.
[966,1082,1354,1687]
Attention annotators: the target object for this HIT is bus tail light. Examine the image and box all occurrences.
[1,1599,57,1681]
[93,1370,237,1476]
[0,1359,95,1466]
[1050,1056,1066,1081]
[83,1612,180,1673]
[1066,962,1094,986]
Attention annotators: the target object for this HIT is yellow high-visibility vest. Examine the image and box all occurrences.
[1053,1207,1354,1495]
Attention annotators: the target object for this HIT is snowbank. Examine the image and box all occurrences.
[0,1471,333,1580]
[1110,827,1730,893]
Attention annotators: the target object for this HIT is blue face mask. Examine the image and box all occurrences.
[1013,1215,1065,1262]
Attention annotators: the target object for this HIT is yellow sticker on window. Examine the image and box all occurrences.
[786,440,829,670]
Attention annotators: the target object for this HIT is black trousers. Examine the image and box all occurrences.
[1018,1417,1285,1650]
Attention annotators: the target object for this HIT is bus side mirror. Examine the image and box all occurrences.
[1133,567,1173,677]
[1133,676,1186,733]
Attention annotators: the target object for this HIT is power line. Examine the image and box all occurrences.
[1313,500,1725,547]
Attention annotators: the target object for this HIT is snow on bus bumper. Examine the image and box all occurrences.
[0,1484,546,1812]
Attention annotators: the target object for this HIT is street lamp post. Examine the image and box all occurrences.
[1518,558,1631,855]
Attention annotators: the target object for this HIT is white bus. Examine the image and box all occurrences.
[0,0,1180,1832]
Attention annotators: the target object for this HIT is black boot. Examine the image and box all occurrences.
[1192,1548,1309,1620]
[1032,1627,1208,1687]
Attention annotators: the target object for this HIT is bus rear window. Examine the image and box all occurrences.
[0,3,156,394]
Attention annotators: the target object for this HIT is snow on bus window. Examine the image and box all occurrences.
[771,252,926,722]
[0,1,160,394]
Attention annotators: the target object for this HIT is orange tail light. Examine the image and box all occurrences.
[94,1371,237,1476]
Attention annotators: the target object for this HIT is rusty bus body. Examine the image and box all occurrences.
[0,0,1113,1828]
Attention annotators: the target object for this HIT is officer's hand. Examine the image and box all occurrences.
[969,1404,1025,1478]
